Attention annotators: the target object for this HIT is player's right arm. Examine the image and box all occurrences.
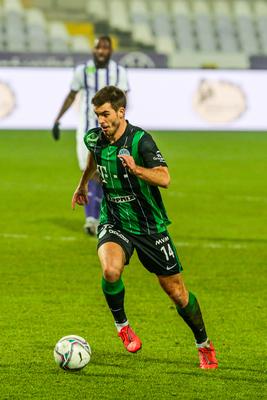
[54,90,78,124]
[52,64,84,139]
[52,90,77,140]
[71,152,97,209]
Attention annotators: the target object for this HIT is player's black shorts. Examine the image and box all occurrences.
[97,224,183,276]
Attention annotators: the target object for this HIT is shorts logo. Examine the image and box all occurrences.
[155,236,169,246]
[98,225,129,243]
[118,148,130,156]
[109,229,129,243]
[98,224,112,239]
[166,263,177,270]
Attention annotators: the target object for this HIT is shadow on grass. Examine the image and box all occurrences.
[50,367,133,380]
[83,372,133,379]
[92,351,194,368]
[91,351,266,383]
[166,369,265,384]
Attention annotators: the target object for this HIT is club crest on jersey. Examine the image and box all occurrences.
[118,148,130,156]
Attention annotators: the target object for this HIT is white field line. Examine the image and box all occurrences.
[0,232,249,249]
[175,241,247,250]
[2,233,28,239]
[43,235,76,241]
[168,191,267,203]
[1,233,77,241]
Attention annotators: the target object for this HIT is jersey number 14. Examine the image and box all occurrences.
[160,244,175,261]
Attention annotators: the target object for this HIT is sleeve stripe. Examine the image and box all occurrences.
[106,64,110,85]
[83,65,89,132]
[94,68,99,126]
[116,63,120,86]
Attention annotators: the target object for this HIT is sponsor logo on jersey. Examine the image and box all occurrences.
[107,194,136,203]
[153,150,165,163]
[155,236,170,246]
[86,65,96,74]
[97,165,109,183]
[118,148,131,156]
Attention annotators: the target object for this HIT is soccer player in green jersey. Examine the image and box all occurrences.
[72,86,218,369]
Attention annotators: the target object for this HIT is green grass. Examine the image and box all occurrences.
[0,130,266,399]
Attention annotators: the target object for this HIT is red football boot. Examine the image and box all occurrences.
[118,325,142,353]
[198,341,218,369]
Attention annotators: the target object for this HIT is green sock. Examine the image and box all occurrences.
[102,277,127,324]
[176,292,208,344]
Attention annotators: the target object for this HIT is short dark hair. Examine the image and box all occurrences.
[96,35,112,48]
[92,86,127,111]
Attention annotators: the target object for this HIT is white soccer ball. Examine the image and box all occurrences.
[54,335,91,371]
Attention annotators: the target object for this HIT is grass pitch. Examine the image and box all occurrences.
[0,130,266,399]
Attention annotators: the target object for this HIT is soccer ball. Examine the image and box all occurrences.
[54,335,91,371]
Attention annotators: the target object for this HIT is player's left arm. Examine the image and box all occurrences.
[118,133,170,188]
[118,156,170,188]
[72,152,97,209]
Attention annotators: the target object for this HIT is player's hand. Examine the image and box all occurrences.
[118,155,137,174]
[71,186,88,209]
[52,121,61,141]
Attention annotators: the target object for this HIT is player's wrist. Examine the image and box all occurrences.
[134,165,142,177]
[77,181,88,191]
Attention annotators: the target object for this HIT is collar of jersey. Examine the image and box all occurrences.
[101,120,131,147]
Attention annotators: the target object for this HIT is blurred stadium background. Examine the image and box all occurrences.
[1,0,267,68]
[1,0,267,130]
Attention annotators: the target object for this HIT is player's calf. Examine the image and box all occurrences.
[158,273,188,307]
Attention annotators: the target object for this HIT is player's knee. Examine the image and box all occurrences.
[103,265,121,282]
[169,289,185,304]
[174,288,188,308]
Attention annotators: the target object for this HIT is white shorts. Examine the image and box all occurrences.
[76,126,89,171]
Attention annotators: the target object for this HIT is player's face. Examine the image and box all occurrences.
[93,39,112,66]
[94,102,124,140]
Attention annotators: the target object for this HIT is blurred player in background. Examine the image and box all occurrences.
[53,36,129,235]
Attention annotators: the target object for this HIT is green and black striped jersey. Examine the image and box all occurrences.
[84,122,171,235]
